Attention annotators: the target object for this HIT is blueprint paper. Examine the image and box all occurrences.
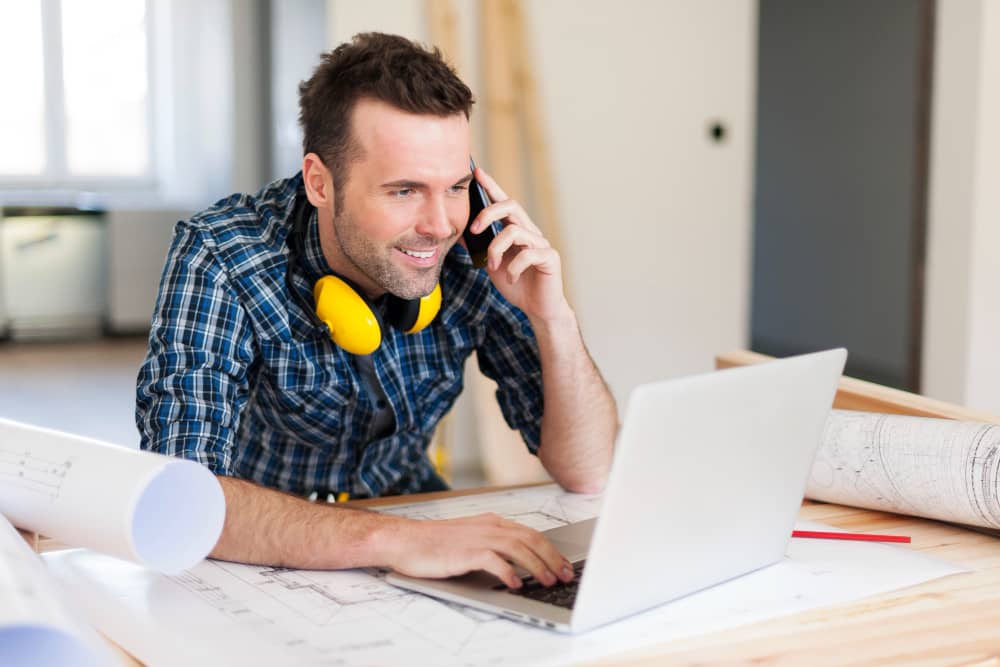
[43,485,966,667]
[808,410,1000,529]
[0,417,224,573]
[0,514,115,667]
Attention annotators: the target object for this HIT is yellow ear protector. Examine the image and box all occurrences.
[313,274,442,355]
[287,197,442,355]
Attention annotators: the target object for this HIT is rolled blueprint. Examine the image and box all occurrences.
[807,410,1000,530]
[0,514,114,667]
[0,418,224,574]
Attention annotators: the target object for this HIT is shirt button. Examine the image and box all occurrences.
[376,399,388,409]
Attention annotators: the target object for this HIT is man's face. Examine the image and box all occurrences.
[326,98,472,300]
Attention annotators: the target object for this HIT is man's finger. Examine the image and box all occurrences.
[474,166,509,203]
[514,525,574,583]
[495,537,557,586]
[506,248,560,283]
[487,226,548,271]
[472,199,542,236]
[477,550,522,589]
[495,519,572,583]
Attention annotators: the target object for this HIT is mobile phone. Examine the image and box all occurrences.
[463,158,503,268]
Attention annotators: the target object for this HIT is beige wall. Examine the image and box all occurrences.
[923,0,1000,414]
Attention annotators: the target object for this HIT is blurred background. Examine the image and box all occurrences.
[0,0,997,487]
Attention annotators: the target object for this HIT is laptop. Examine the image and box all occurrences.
[387,349,847,633]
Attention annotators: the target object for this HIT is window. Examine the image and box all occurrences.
[0,0,151,186]
[0,3,46,175]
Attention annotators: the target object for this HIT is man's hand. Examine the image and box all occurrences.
[373,512,574,589]
[212,477,574,586]
[469,167,572,324]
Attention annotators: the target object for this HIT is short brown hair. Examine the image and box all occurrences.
[298,32,474,200]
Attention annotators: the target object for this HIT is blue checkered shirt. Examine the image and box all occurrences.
[135,173,543,498]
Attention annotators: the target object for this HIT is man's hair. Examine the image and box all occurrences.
[298,32,475,203]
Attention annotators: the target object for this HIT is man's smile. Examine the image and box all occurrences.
[395,245,440,266]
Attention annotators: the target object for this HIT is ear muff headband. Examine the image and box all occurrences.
[384,282,442,334]
[404,283,442,334]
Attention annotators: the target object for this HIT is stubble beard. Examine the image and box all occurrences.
[332,207,450,300]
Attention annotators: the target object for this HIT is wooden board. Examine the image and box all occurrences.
[716,349,1000,423]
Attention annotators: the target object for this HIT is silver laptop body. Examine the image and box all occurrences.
[386,349,847,633]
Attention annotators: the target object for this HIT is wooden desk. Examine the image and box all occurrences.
[48,351,1000,665]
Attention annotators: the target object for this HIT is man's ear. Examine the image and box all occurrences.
[302,153,335,213]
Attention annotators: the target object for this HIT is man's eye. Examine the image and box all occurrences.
[392,188,414,197]
[448,185,469,194]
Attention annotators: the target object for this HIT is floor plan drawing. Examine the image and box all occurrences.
[43,483,966,666]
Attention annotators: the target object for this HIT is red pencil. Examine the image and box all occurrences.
[792,529,911,544]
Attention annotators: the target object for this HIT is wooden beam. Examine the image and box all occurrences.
[425,0,461,71]
[480,0,524,200]
[506,0,574,305]
[716,349,1000,423]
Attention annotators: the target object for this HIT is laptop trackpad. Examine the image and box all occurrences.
[542,519,596,561]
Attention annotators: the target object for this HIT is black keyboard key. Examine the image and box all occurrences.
[502,561,586,610]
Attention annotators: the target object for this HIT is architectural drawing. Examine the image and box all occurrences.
[808,410,1000,529]
[0,417,224,572]
[44,484,966,667]
[0,446,73,501]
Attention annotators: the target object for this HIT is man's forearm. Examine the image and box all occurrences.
[209,475,574,586]
[531,307,618,493]
[212,475,395,569]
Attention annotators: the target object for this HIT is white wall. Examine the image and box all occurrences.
[326,0,756,407]
[922,0,1000,414]
[523,1,755,404]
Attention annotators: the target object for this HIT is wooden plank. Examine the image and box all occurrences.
[716,349,1000,423]
[480,0,524,199]
[505,0,575,306]
[425,0,461,71]
[472,0,550,486]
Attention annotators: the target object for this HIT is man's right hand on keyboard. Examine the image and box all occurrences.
[373,512,576,589]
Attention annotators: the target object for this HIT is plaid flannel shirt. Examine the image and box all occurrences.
[135,173,543,498]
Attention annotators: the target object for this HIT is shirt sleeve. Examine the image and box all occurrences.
[474,286,545,453]
[135,219,256,476]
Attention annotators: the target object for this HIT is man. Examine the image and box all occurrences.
[136,33,616,591]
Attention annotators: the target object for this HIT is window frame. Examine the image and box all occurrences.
[0,0,158,194]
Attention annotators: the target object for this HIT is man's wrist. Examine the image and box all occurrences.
[361,512,410,569]
[528,302,578,340]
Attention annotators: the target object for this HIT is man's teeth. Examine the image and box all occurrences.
[400,248,434,259]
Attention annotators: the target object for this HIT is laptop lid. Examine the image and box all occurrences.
[570,348,846,632]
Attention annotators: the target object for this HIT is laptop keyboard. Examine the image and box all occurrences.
[497,561,586,609]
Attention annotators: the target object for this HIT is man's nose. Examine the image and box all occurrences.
[415,197,455,240]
